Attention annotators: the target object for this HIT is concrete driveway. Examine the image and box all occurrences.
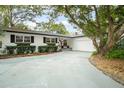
[0,51,123,88]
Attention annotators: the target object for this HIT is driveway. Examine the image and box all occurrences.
[0,51,123,88]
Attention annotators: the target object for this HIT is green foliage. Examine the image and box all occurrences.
[47,45,58,52]
[36,20,69,35]
[92,51,98,56]
[38,46,48,53]
[49,5,124,55]
[106,38,124,59]
[106,49,124,59]
[114,38,124,50]
[6,44,36,55]
[38,43,58,53]
[14,23,29,30]
[6,46,16,55]
[47,43,56,46]
[0,5,43,28]
[16,44,36,54]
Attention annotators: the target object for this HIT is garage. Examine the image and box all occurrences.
[72,37,96,52]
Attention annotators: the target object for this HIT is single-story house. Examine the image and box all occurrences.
[0,29,95,54]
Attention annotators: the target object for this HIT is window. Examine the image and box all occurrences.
[12,35,34,43]
[10,35,15,43]
[55,38,58,43]
[46,38,50,43]
[0,41,2,48]
[51,38,56,43]
[24,36,31,43]
[16,35,23,43]
[31,36,34,43]
[43,37,57,43]
[43,37,46,43]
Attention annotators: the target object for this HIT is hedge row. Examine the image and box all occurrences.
[38,46,57,53]
[6,43,58,55]
[6,45,36,55]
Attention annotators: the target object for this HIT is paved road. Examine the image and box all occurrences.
[0,51,123,88]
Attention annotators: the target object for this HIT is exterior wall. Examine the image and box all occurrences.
[0,32,60,53]
[72,37,96,52]
[67,39,73,49]
[0,31,95,54]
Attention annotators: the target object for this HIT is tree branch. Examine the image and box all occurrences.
[64,5,84,29]
[93,5,100,29]
[91,37,99,52]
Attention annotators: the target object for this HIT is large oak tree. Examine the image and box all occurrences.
[49,5,124,56]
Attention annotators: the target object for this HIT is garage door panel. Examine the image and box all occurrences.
[72,38,95,51]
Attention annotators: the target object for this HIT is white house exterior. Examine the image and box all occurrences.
[0,29,95,54]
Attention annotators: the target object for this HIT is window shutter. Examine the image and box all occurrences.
[43,37,46,43]
[10,35,15,43]
[31,36,34,43]
[56,38,58,43]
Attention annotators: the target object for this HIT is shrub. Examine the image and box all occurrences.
[38,46,48,53]
[38,43,58,53]
[47,43,57,52]
[16,44,36,54]
[47,43,56,46]
[30,46,36,53]
[105,38,124,59]
[6,44,36,55]
[6,46,16,55]
[47,46,58,52]
[106,49,124,59]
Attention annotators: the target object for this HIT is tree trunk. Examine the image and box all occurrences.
[9,5,14,28]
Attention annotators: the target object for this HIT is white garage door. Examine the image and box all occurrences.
[72,37,95,52]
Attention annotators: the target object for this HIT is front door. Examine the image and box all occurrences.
[63,40,67,46]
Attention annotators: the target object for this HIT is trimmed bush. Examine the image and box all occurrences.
[38,46,48,53]
[38,43,58,53]
[6,46,16,55]
[6,44,36,55]
[47,43,56,46]
[16,44,36,54]
[47,46,57,52]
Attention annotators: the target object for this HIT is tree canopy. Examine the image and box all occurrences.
[0,5,70,35]
[36,19,69,35]
[0,5,43,28]
[48,5,124,55]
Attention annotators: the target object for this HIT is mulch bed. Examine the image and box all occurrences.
[0,52,57,59]
[89,55,124,85]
